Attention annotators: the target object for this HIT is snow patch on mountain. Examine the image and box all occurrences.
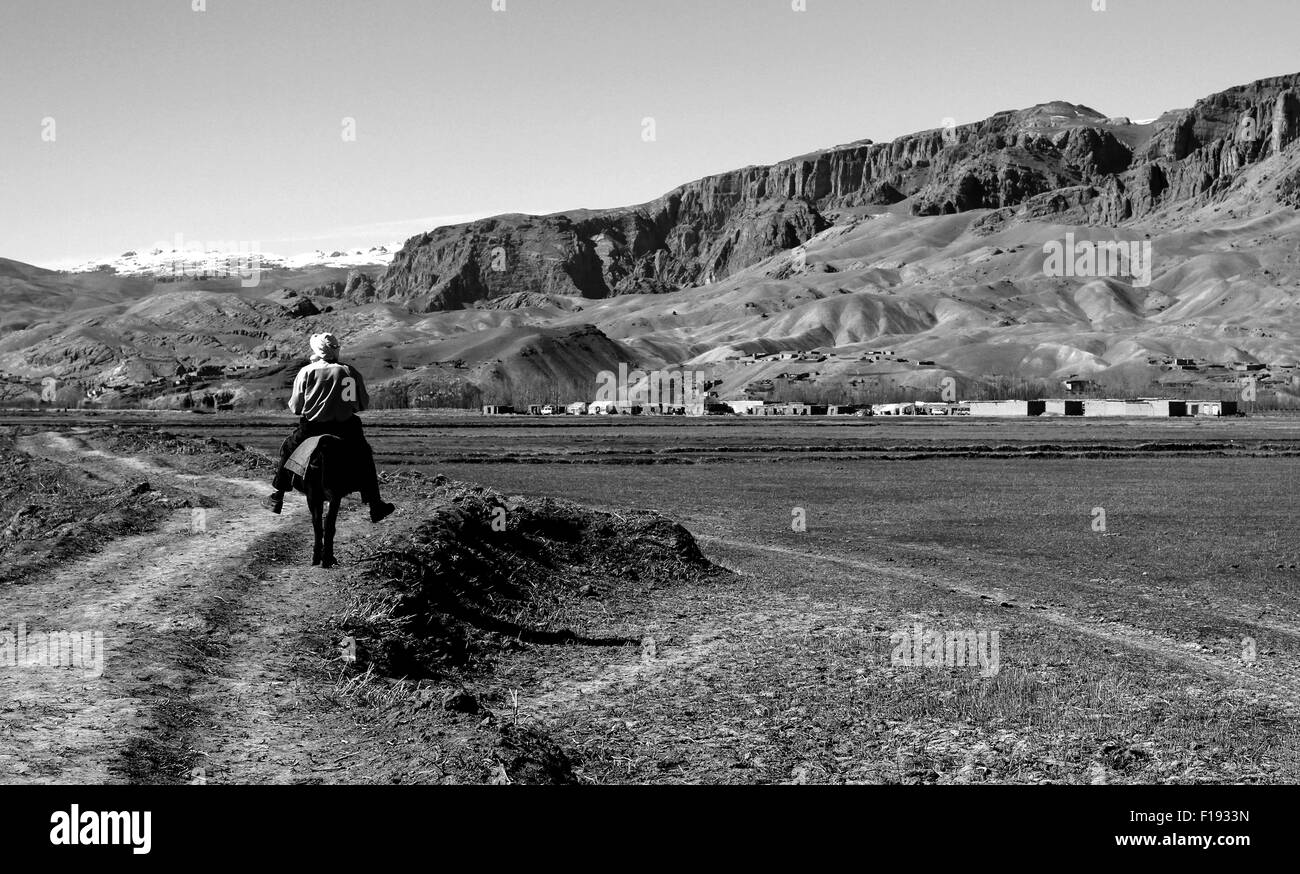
[46,244,398,276]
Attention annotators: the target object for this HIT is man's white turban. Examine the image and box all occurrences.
[310,333,341,362]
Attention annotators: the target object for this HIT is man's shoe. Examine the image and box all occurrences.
[369,501,395,524]
[265,492,283,515]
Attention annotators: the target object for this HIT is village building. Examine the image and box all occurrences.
[1186,400,1239,417]
[1140,399,1187,417]
[1044,399,1085,416]
[724,400,767,415]
[967,398,1240,418]
[588,400,644,415]
[758,403,813,416]
[967,400,1046,417]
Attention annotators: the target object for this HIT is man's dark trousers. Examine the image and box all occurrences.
[272,415,380,503]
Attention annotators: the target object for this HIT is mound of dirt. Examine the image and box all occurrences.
[0,432,185,583]
[100,427,275,472]
[343,479,722,681]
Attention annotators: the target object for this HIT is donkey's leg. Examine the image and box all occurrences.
[320,498,341,569]
[309,495,324,566]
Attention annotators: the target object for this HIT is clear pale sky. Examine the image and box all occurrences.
[1,0,1297,266]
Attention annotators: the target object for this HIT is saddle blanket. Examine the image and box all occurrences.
[284,435,329,480]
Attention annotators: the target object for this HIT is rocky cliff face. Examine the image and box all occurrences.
[378,194,829,312]
[1046,74,1300,225]
[379,74,1300,310]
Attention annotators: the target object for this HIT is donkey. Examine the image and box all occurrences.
[291,435,356,569]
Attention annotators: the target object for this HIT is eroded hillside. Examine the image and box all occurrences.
[4,73,1300,408]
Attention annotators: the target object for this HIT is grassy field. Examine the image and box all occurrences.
[228,414,1300,782]
[416,451,1300,783]
[5,412,1299,783]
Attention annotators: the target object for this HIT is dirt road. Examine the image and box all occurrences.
[0,430,386,784]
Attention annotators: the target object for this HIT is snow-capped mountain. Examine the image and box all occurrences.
[46,243,398,276]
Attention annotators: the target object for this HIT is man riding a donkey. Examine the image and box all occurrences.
[265,333,396,535]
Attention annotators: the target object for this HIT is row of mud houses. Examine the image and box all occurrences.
[483,398,1241,418]
[958,399,1239,417]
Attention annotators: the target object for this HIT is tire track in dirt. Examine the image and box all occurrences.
[1,431,363,783]
[519,501,1300,723]
[837,532,1300,644]
[41,431,271,493]
[694,535,1300,712]
[666,506,1300,645]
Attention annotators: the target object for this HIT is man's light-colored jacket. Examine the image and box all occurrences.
[288,359,369,423]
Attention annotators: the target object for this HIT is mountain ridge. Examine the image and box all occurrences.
[374,73,1300,311]
[4,72,1300,410]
